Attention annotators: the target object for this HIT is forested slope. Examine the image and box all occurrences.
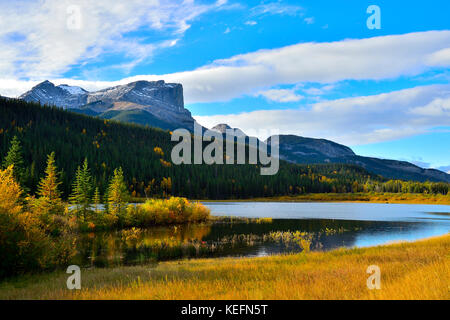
[0,98,390,199]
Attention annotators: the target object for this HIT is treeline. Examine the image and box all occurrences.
[363,179,449,195]
[1,97,449,199]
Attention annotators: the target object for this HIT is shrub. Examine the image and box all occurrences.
[127,197,210,227]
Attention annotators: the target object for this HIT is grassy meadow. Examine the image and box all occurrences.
[1,234,448,300]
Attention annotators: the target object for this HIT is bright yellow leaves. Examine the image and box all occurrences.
[153,146,164,157]
[0,165,23,215]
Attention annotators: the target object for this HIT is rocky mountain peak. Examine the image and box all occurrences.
[18,79,195,131]
[211,123,246,137]
[19,80,88,109]
[58,84,88,95]
[87,80,184,111]
[211,123,232,132]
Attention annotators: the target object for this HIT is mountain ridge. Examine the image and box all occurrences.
[19,80,196,130]
[207,124,450,182]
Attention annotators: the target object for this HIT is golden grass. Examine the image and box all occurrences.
[1,234,449,300]
[197,193,450,205]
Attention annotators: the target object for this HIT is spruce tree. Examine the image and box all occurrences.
[69,158,93,220]
[36,152,64,216]
[3,136,26,188]
[107,167,129,220]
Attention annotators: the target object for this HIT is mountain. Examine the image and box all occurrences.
[266,135,450,183]
[211,123,246,137]
[20,80,88,109]
[19,80,196,131]
[272,135,355,160]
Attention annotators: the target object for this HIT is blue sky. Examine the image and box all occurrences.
[0,0,449,171]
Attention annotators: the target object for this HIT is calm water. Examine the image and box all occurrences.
[74,202,450,267]
[205,202,450,247]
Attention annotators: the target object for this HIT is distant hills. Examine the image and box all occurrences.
[266,134,450,183]
[212,125,450,183]
[13,80,450,183]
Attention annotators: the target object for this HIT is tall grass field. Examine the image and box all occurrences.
[1,234,448,300]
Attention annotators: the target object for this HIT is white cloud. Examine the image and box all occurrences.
[412,97,450,116]
[194,84,450,145]
[304,17,314,24]
[250,2,303,17]
[245,20,257,26]
[0,0,225,79]
[301,84,336,96]
[2,31,450,104]
[257,89,303,102]
[426,48,450,67]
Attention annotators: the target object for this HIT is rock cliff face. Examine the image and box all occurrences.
[19,80,195,130]
[86,80,184,111]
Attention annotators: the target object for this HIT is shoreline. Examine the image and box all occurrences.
[1,233,448,300]
[193,193,450,205]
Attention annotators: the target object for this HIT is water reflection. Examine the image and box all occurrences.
[72,218,448,267]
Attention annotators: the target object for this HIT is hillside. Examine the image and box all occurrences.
[0,98,380,199]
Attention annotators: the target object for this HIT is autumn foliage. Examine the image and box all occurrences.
[0,166,74,279]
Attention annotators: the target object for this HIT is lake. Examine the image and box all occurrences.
[74,202,450,267]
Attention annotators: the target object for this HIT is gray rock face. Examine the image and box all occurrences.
[86,80,184,110]
[19,80,195,130]
[86,80,193,130]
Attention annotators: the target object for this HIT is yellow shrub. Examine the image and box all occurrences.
[134,197,210,226]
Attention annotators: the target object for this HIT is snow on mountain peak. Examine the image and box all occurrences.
[58,84,87,95]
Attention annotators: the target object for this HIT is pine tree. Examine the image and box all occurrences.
[69,158,93,220]
[106,167,129,220]
[2,136,26,188]
[36,152,64,216]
